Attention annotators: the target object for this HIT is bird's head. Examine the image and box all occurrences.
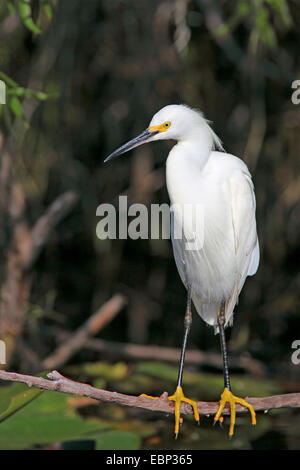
[104,104,222,162]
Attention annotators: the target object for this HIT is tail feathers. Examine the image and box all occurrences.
[191,292,237,334]
[191,245,255,333]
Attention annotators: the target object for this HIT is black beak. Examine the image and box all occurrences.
[104,128,159,163]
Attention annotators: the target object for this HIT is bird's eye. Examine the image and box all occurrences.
[164,121,171,128]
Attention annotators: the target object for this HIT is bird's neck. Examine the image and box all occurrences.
[166,134,213,206]
[173,133,213,171]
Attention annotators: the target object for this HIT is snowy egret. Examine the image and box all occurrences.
[105,104,259,437]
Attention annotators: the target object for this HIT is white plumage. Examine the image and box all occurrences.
[149,105,259,330]
[106,103,259,331]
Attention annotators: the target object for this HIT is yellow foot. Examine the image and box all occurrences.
[214,387,256,437]
[169,386,200,438]
[141,386,200,438]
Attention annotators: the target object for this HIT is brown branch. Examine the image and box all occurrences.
[42,294,127,370]
[25,190,79,269]
[0,369,299,417]
[0,186,79,365]
[50,331,264,377]
[87,339,264,376]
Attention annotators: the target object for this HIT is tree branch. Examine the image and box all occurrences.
[0,369,299,417]
[50,331,264,377]
[42,294,127,370]
[0,181,79,365]
[26,190,79,269]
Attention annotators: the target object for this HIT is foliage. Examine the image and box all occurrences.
[215,0,292,53]
[6,0,54,32]
[0,359,287,450]
[0,380,141,450]
[0,1,56,128]
[0,0,300,450]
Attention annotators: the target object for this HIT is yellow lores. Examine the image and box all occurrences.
[149,121,171,133]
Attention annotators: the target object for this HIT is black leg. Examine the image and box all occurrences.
[214,301,256,435]
[217,301,231,391]
[141,284,199,437]
[168,285,199,437]
[177,285,192,388]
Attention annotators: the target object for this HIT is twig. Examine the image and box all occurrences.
[0,185,79,365]
[42,294,127,370]
[48,327,264,376]
[0,369,299,417]
[26,191,79,269]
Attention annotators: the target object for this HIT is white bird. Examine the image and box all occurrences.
[105,104,259,437]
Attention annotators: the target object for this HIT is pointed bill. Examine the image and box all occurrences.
[104,128,159,162]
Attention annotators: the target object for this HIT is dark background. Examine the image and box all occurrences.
[0,0,299,450]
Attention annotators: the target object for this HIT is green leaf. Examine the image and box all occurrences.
[266,0,292,27]
[0,393,11,416]
[135,361,178,382]
[0,412,103,450]
[0,71,18,88]
[0,383,43,423]
[9,96,23,117]
[43,3,52,20]
[7,2,16,15]
[94,431,141,450]
[0,390,107,450]
[66,361,128,381]
[18,0,41,34]
[35,91,48,100]
[7,87,24,97]
[7,87,50,101]
[91,378,107,389]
